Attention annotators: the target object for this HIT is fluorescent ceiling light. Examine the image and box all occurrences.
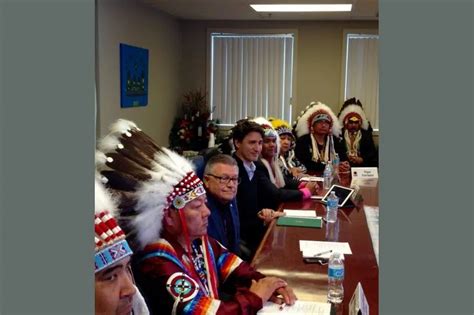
[250,4,352,12]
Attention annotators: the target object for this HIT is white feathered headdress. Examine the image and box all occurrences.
[293,101,341,138]
[337,98,369,130]
[96,119,205,250]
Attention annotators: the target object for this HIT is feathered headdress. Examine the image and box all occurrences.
[251,117,285,188]
[338,97,369,130]
[269,118,294,139]
[95,178,133,273]
[251,117,278,138]
[96,119,205,250]
[293,101,341,138]
[251,116,280,153]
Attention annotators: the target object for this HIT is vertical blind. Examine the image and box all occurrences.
[210,34,294,125]
[345,34,379,130]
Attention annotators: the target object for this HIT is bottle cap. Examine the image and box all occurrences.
[330,251,341,259]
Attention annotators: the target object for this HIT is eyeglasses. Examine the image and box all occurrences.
[206,174,241,185]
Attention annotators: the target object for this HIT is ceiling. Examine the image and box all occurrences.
[139,0,378,21]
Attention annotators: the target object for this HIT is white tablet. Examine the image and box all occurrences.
[321,185,355,207]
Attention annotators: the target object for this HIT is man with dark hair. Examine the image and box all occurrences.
[294,101,350,173]
[203,154,241,255]
[231,119,307,258]
[251,117,318,210]
[337,98,378,167]
[94,178,149,315]
[231,120,271,258]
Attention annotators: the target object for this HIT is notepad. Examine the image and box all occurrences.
[277,216,322,228]
[257,300,331,315]
[299,176,324,182]
[283,209,317,218]
[299,240,352,258]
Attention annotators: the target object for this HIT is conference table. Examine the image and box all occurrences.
[251,175,379,314]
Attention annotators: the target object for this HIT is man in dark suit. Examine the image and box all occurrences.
[203,154,241,256]
[294,101,351,173]
[230,119,285,259]
[338,98,378,167]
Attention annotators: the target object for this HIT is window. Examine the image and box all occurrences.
[209,33,295,125]
[343,33,379,130]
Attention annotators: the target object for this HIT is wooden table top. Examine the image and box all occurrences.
[251,178,379,314]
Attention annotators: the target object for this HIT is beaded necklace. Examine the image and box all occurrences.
[190,240,209,296]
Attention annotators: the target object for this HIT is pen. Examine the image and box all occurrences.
[279,303,286,311]
[313,250,332,257]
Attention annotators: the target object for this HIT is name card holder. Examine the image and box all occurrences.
[349,282,369,315]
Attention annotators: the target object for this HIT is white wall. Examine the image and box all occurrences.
[96,0,181,145]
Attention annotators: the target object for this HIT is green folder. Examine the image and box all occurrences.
[277,216,322,228]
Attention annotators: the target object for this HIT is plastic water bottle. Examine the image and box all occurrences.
[332,153,340,182]
[325,220,340,242]
[323,162,333,189]
[326,191,339,223]
[333,153,340,175]
[327,252,344,304]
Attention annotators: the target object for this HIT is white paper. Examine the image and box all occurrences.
[351,167,378,179]
[283,209,317,218]
[302,251,344,259]
[299,176,324,182]
[364,206,379,266]
[310,195,324,200]
[257,300,331,315]
[207,132,215,148]
[299,240,352,258]
[351,177,378,187]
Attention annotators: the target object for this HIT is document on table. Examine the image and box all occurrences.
[364,206,379,266]
[283,209,318,218]
[299,240,352,258]
[257,300,331,315]
[299,176,324,182]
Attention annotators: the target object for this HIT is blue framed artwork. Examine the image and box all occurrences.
[120,43,149,108]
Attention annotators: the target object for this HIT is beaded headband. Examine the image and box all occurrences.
[95,179,133,273]
[167,172,206,210]
[262,125,278,138]
[95,211,133,273]
[310,112,332,127]
[269,118,294,138]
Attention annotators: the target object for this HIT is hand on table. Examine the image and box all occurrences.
[348,156,363,165]
[303,181,320,195]
[290,167,304,178]
[258,208,284,224]
[249,277,291,304]
[339,161,351,172]
[269,285,297,306]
